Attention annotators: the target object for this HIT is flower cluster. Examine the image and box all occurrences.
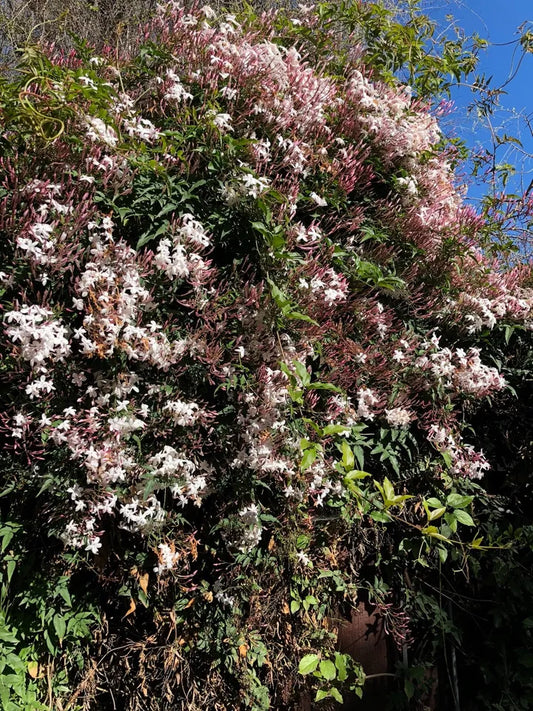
[1,2,532,707]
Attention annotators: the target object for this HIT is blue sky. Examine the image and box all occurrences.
[422,0,533,202]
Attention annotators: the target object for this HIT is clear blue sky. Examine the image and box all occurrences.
[422,0,533,202]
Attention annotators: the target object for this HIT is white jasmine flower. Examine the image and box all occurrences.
[309,192,327,207]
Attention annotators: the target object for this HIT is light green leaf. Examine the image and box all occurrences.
[341,441,354,471]
[329,687,343,703]
[319,659,336,681]
[298,654,320,675]
[382,477,395,502]
[422,526,450,542]
[428,506,446,521]
[344,470,371,481]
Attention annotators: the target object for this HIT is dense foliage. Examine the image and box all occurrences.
[0,2,532,709]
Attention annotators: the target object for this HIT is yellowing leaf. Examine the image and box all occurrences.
[124,598,136,618]
[139,573,149,595]
[27,661,41,679]
[428,506,446,521]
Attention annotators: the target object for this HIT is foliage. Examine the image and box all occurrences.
[0,1,532,709]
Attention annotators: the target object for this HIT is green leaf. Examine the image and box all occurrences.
[444,512,458,533]
[301,447,317,471]
[353,445,365,469]
[57,585,72,608]
[319,659,336,681]
[286,311,319,325]
[136,219,170,249]
[53,615,66,641]
[6,559,15,583]
[422,526,450,542]
[344,470,371,481]
[0,484,15,498]
[425,497,443,508]
[382,477,395,502]
[315,689,329,702]
[427,506,446,521]
[290,600,300,614]
[438,546,448,564]
[370,511,392,523]
[446,494,473,509]
[334,652,348,681]
[294,361,310,386]
[341,441,354,471]
[307,382,342,392]
[329,687,343,703]
[43,629,56,655]
[138,589,150,607]
[298,654,320,675]
[441,450,453,468]
[454,509,475,526]
[322,424,351,435]
[0,528,14,553]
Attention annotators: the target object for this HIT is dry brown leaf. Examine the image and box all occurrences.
[238,643,249,658]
